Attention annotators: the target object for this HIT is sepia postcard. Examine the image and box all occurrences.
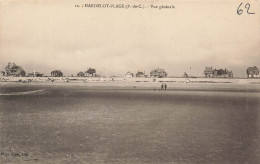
[0,0,260,163]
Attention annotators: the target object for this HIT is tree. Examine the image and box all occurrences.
[77,71,85,77]
[4,62,26,77]
[85,67,96,76]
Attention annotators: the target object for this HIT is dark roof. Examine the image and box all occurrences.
[150,68,167,73]
[136,71,144,75]
[51,70,62,72]
[28,72,43,74]
[247,66,259,71]
[204,66,214,73]
[125,72,133,75]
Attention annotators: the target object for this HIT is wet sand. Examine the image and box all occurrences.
[0,83,259,163]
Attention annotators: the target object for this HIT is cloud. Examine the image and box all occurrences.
[0,1,259,77]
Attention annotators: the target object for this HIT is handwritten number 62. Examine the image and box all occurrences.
[237,3,255,15]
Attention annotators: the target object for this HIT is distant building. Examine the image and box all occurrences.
[125,72,134,78]
[136,71,146,77]
[4,62,26,77]
[51,70,63,77]
[28,71,44,77]
[213,69,233,78]
[150,68,167,78]
[247,66,259,78]
[204,66,214,78]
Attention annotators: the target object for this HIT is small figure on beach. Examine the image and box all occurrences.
[161,83,164,90]
[164,83,167,90]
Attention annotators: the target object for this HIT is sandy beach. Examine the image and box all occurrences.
[0,81,260,163]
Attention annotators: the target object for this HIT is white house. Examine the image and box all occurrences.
[125,72,134,78]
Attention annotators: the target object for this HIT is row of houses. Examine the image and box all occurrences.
[125,71,146,78]
[203,66,233,78]
[77,68,101,77]
[0,63,100,77]
[203,66,259,78]
[0,63,168,78]
[0,62,58,77]
[125,68,168,78]
[1,62,259,78]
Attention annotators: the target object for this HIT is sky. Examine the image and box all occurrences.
[0,0,260,77]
